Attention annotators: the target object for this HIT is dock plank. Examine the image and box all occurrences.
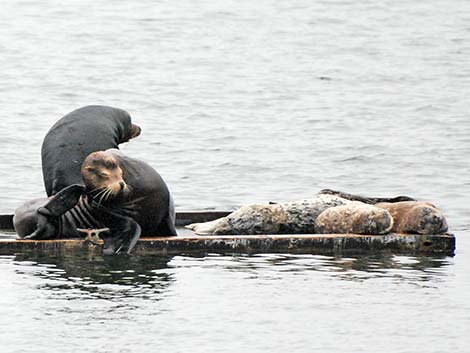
[0,212,455,256]
[0,232,455,256]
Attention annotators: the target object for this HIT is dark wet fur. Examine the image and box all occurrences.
[319,189,416,204]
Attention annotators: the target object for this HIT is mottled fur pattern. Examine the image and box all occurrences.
[186,194,351,235]
[376,201,448,234]
[186,192,449,236]
[314,202,393,235]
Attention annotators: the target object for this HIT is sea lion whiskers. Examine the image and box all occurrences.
[123,183,132,193]
[88,186,109,207]
[89,187,111,208]
[90,186,108,199]
[98,188,114,206]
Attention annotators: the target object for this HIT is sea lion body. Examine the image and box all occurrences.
[13,198,50,238]
[375,201,448,234]
[14,194,105,239]
[186,194,351,235]
[42,105,141,196]
[314,202,394,235]
[15,149,177,254]
[83,149,176,237]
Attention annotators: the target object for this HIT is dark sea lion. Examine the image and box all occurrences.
[14,185,85,240]
[15,149,177,255]
[375,201,448,234]
[42,105,141,196]
[314,202,393,235]
[13,197,52,237]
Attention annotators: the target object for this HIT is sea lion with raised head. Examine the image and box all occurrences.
[15,149,177,255]
[42,105,141,196]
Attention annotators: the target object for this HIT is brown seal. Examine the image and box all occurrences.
[314,201,394,235]
[375,201,448,234]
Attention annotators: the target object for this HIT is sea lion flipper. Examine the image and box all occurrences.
[24,213,56,240]
[43,184,85,217]
[126,222,142,255]
[97,212,142,255]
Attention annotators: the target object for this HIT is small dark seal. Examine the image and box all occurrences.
[42,105,141,196]
[15,149,177,255]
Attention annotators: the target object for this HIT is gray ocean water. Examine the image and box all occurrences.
[0,1,469,352]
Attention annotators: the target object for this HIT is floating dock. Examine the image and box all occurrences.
[0,212,456,256]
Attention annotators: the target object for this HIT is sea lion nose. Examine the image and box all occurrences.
[119,181,125,190]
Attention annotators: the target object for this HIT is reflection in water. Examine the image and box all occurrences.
[12,251,175,301]
[11,250,454,299]
[168,253,453,286]
[2,251,459,353]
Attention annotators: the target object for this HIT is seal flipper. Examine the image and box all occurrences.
[24,184,86,240]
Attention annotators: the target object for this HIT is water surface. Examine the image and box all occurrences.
[0,0,469,352]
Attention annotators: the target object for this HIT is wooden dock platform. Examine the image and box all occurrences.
[0,212,456,256]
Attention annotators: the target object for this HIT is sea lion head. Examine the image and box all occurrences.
[121,122,141,143]
[81,151,130,205]
[105,106,141,143]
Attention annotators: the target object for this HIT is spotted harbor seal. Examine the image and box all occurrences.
[186,189,445,236]
[42,105,141,196]
[314,201,393,234]
[15,149,177,255]
[186,194,352,235]
[375,201,448,234]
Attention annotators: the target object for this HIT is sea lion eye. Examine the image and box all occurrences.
[104,160,117,169]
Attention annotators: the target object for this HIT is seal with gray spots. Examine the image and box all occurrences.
[186,194,352,235]
[314,201,393,234]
